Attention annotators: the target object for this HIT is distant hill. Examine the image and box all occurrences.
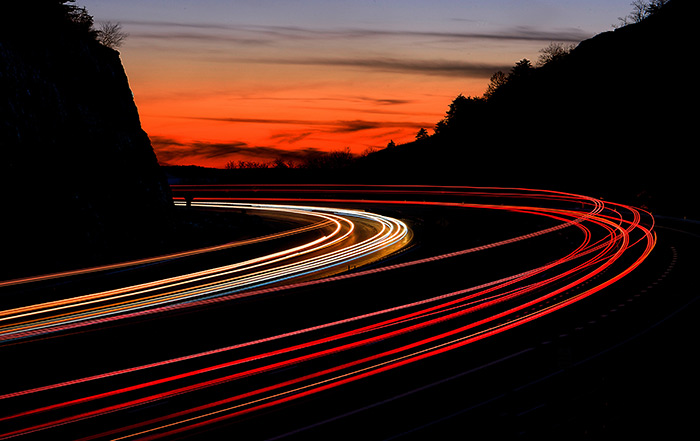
[1,2,173,276]
[356,0,697,216]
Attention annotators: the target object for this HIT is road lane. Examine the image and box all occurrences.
[0,186,666,440]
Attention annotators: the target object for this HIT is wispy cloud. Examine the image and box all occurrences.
[124,20,591,44]
[269,132,314,144]
[151,136,323,163]
[349,96,415,106]
[124,20,589,79]
[183,116,432,133]
[239,57,511,78]
[151,137,247,161]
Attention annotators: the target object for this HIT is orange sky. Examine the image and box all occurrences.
[133,71,491,168]
[123,40,506,168]
[79,1,633,168]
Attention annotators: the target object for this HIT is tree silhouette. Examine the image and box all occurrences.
[617,0,670,26]
[360,146,378,157]
[271,157,290,169]
[509,58,533,80]
[483,71,507,99]
[97,22,128,49]
[303,147,355,169]
[482,59,534,104]
[225,160,270,169]
[536,42,576,67]
[434,94,485,136]
[415,128,429,140]
[65,2,94,34]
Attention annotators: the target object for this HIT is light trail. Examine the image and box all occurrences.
[0,186,656,440]
[0,204,409,342]
[0,219,334,289]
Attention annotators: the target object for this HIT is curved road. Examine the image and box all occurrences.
[0,185,696,439]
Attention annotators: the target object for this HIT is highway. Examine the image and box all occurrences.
[0,203,409,343]
[1,185,696,439]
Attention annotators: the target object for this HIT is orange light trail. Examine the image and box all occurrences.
[0,204,410,342]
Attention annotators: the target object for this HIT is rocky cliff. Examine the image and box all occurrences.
[1,5,173,277]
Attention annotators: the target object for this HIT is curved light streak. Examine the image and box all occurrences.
[0,204,409,342]
[0,186,656,440]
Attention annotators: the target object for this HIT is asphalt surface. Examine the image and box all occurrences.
[186,211,700,440]
[1,187,697,440]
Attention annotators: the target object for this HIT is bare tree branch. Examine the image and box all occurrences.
[97,21,128,49]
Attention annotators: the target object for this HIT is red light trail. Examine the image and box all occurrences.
[0,186,655,440]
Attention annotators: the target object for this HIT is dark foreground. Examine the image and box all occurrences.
[0,187,697,440]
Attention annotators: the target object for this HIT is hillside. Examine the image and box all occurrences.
[1,2,173,276]
[357,0,697,216]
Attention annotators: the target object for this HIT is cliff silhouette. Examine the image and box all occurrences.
[1,2,173,277]
[356,0,697,216]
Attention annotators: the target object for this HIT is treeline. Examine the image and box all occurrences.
[224,147,380,171]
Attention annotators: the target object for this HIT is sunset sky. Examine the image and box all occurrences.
[78,0,636,168]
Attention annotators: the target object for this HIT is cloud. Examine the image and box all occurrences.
[123,20,590,44]
[243,56,511,78]
[326,120,417,133]
[246,24,591,44]
[183,116,433,133]
[401,26,591,43]
[225,94,414,106]
[349,96,414,106]
[150,137,248,161]
[150,136,323,163]
[269,132,314,144]
[124,20,590,79]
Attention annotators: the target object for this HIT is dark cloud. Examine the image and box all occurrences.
[387,26,591,43]
[326,120,415,133]
[151,137,249,161]
[183,117,432,133]
[127,31,270,46]
[124,20,589,78]
[150,136,322,163]
[123,20,590,44]
[211,94,414,107]
[351,96,414,106]
[248,56,511,78]
[269,132,314,144]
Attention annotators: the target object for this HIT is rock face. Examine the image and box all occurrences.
[1,10,172,276]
